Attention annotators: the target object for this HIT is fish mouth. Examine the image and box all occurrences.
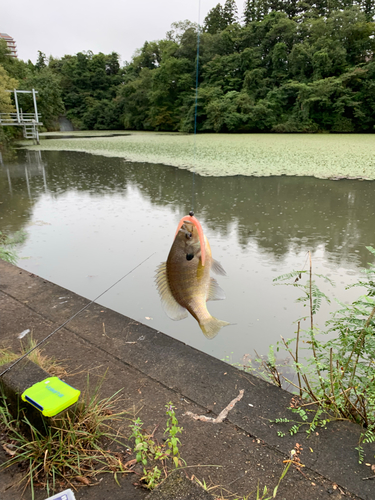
[174,215,206,266]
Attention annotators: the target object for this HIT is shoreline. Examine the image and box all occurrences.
[1,258,375,499]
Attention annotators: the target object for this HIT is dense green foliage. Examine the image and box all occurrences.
[51,51,125,130]
[118,1,375,133]
[0,1,375,133]
[119,3,375,133]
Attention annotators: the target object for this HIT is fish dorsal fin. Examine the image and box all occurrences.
[155,263,188,321]
[207,277,226,301]
[212,258,226,276]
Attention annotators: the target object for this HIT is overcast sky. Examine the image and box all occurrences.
[3,0,242,65]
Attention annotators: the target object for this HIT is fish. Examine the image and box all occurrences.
[156,214,229,339]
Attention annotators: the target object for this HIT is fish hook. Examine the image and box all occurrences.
[174,212,206,266]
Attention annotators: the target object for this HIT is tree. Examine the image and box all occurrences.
[22,67,65,129]
[147,57,194,130]
[133,42,162,71]
[0,65,17,114]
[223,0,239,25]
[82,98,123,129]
[271,42,289,80]
[167,20,199,43]
[15,2,374,134]
[0,39,28,81]
[0,64,18,155]
[57,51,123,129]
[203,4,226,34]
[361,0,375,21]
[243,0,261,24]
[203,53,243,91]
[35,51,47,71]
[105,52,120,75]
[118,67,153,130]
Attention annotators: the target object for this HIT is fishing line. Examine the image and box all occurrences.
[0,252,155,379]
[191,0,201,214]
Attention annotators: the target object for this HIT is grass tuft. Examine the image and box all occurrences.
[0,376,130,497]
[0,336,67,378]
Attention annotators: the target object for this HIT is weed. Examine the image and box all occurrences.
[252,460,291,500]
[0,230,26,264]
[224,348,288,388]
[271,248,375,462]
[141,465,162,490]
[164,402,184,467]
[0,336,67,378]
[192,459,292,499]
[129,401,184,489]
[129,417,160,466]
[0,347,19,367]
[271,406,329,437]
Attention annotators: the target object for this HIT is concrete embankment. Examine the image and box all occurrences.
[0,259,374,500]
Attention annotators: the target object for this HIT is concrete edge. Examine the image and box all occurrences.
[1,259,374,499]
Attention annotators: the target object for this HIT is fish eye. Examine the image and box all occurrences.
[186,232,192,239]
[186,254,194,261]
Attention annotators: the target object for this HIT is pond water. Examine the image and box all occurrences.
[1,149,375,372]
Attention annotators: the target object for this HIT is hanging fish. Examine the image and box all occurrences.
[156,214,229,339]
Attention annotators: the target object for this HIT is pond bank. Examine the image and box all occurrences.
[22,131,375,180]
[0,259,374,500]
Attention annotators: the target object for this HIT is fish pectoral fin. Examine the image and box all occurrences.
[155,262,188,321]
[207,277,226,301]
[211,258,226,276]
[200,317,230,339]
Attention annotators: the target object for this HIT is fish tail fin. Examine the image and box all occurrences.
[200,317,230,340]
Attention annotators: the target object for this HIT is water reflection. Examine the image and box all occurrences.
[3,150,374,266]
[1,150,375,364]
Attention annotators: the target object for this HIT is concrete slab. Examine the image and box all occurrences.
[145,470,214,499]
[1,259,374,500]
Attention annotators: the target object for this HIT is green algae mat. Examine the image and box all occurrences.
[29,132,375,180]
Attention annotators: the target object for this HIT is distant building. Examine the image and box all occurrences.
[0,33,17,58]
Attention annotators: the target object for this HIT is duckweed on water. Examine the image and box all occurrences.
[27,132,375,180]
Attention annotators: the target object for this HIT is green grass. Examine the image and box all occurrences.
[0,379,129,498]
[0,230,27,265]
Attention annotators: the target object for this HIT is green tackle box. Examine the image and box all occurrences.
[21,377,80,417]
